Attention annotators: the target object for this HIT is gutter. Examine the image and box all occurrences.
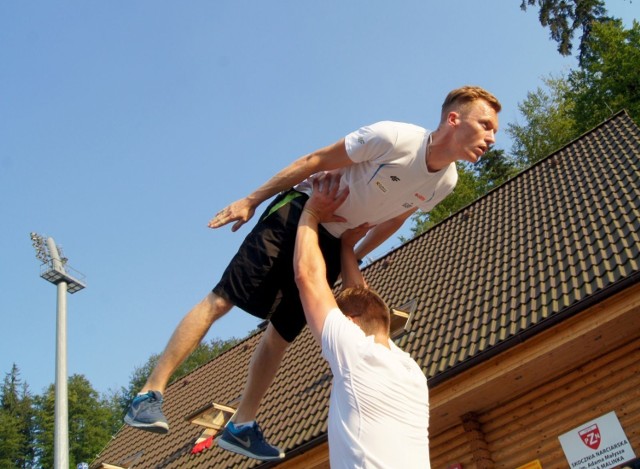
[256,434,329,468]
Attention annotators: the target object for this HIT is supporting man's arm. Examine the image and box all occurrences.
[353,208,416,261]
[294,174,348,343]
[340,223,371,289]
[209,139,352,232]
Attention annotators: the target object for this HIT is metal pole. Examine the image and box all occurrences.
[47,238,69,469]
[31,233,85,468]
[55,280,69,469]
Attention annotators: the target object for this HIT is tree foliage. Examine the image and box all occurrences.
[34,375,117,468]
[0,365,35,468]
[0,335,240,467]
[507,75,577,166]
[519,0,608,63]
[567,18,640,132]
[0,410,23,469]
[507,19,640,169]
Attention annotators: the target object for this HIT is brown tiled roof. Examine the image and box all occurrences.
[93,111,640,468]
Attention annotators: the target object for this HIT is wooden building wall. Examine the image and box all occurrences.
[430,337,640,469]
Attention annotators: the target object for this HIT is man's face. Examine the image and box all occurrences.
[450,99,499,164]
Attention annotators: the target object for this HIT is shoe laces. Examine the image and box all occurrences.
[252,423,267,443]
[148,395,163,410]
[139,391,162,411]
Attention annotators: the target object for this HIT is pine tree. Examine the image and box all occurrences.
[0,365,36,468]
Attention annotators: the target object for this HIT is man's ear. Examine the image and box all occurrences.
[446,111,460,127]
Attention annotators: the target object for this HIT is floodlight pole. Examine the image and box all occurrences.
[49,238,69,469]
[30,233,86,469]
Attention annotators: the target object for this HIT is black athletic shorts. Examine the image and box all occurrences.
[212,189,342,343]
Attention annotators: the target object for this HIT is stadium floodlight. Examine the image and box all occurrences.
[29,232,86,469]
[30,232,84,293]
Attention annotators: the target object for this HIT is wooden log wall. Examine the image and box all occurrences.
[429,337,640,469]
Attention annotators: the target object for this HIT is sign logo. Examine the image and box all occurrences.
[559,412,635,469]
[579,424,601,450]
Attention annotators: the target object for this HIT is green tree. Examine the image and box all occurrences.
[0,365,35,468]
[508,19,640,168]
[101,387,127,436]
[0,410,22,469]
[34,375,116,468]
[519,0,608,63]
[567,18,640,132]
[473,148,520,194]
[506,75,578,166]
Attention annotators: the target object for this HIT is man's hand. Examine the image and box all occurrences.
[208,198,257,232]
[304,173,349,224]
[342,223,372,250]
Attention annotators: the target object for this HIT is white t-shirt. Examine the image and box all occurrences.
[296,121,458,237]
[322,308,430,469]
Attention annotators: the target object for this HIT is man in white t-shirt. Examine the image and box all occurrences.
[294,172,430,468]
[125,86,499,461]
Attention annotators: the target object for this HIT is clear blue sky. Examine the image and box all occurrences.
[1,1,637,396]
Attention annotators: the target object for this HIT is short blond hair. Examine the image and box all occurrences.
[440,86,502,122]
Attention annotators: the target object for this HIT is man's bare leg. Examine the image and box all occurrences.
[142,292,233,394]
[125,292,233,433]
[216,322,288,460]
[232,323,289,423]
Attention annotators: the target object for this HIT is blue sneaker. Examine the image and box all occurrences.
[216,421,284,461]
[124,391,169,434]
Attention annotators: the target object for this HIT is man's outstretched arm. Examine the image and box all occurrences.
[209,139,352,232]
[294,174,348,343]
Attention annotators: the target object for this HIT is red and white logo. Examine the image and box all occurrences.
[578,424,601,450]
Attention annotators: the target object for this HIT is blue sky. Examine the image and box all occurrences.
[1,1,637,396]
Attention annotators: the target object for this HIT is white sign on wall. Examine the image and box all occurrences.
[559,411,635,469]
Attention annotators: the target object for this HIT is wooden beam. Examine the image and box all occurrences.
[185,402,236,431]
